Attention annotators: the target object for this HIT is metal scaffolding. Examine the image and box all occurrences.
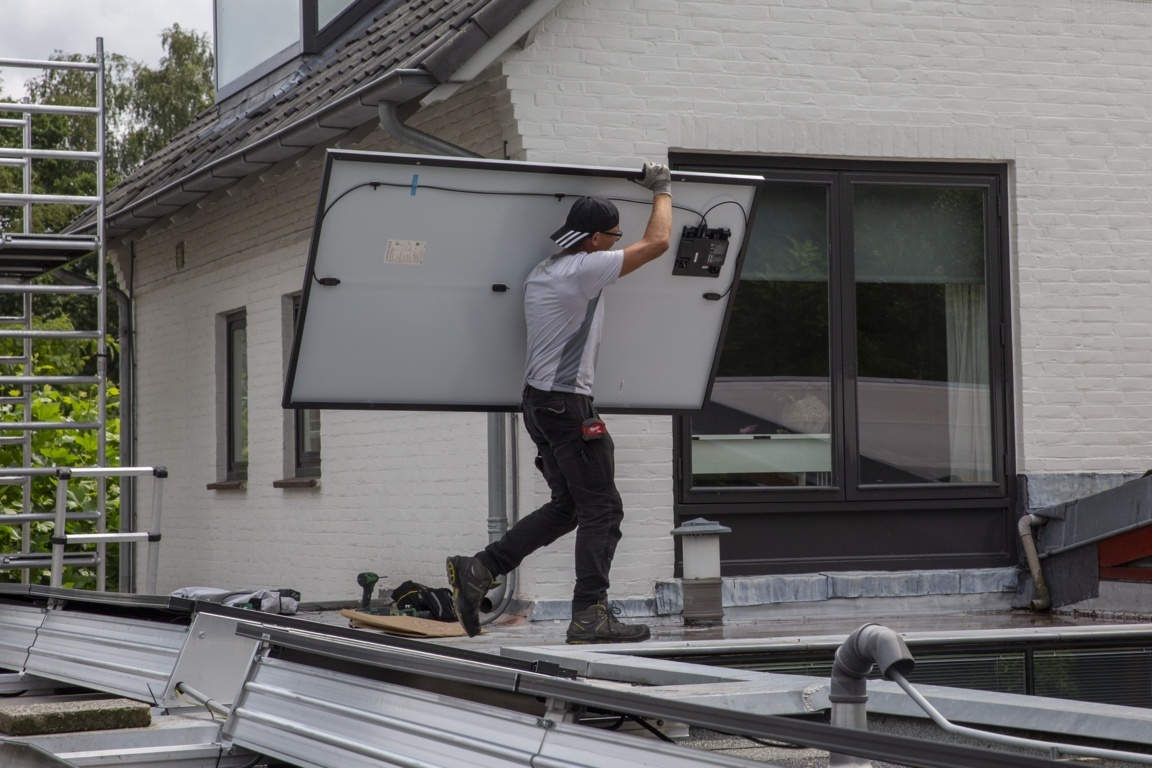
[0,39,151,592]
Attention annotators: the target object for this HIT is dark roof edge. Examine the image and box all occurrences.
[104,68,440,241]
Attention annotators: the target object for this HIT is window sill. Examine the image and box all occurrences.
[207,480,246,491]
[273,477,320,489]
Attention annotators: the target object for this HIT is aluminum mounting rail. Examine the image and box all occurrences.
[231,622,1068,768]
[0,284,100,294]
[0,102,99,115]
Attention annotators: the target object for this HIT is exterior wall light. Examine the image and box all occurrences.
[670,517,731,625]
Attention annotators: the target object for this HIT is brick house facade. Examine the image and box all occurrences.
[107,0,1152,610]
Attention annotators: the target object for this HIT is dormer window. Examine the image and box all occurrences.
[214,0,378,99]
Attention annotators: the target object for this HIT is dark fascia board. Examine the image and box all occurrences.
[421,22,491,82]
[422,0,536,82]
[472,0,536,38]
[106,69,440,240]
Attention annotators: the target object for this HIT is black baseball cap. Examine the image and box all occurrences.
[550,196,620,248]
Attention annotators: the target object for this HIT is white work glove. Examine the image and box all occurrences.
[637,162,672,197]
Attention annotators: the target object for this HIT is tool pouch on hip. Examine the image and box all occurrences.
[581,417,607,441]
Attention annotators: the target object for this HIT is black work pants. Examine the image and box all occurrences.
[477,386,624,612]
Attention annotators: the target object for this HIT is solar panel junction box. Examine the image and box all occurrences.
[673,225,731,278]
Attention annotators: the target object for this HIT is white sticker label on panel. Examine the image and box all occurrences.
[385,240,425,265]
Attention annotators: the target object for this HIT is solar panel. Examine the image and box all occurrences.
[284,151,761,413]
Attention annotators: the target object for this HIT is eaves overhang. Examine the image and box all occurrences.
[103,68,440,242]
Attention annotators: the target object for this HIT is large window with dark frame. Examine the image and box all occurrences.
[678,160,1010,506]
[226,310,248,482]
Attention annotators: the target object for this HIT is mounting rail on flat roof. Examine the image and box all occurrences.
[0,588,1075,768]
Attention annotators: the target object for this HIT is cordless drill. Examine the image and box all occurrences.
[356,572,379,613]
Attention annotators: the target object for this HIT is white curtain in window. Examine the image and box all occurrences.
[945,284,992,482]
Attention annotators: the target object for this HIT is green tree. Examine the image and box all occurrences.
[118,24,214,177]
[0,26,214,381]
[0,24,213,230]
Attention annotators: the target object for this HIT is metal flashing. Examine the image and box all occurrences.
[25,610,187,703]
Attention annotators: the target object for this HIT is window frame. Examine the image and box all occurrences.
[290,295,321,477]
[672,155,1014,508]
[304,0,381,52]
[225,310,248,482]
[214,0,382,100]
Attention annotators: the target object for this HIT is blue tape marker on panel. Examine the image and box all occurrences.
[410,174,419,195]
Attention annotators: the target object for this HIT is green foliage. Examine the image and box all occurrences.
[0,25,212,382]
[118,24,214,177]
[0,319,120,590]
[0,25,213,231]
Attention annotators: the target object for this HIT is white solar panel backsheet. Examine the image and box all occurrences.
[285,151,760,412]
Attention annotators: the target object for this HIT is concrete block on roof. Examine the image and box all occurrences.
[0,698,151,737]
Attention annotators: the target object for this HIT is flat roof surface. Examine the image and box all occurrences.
[304,603,1151,653]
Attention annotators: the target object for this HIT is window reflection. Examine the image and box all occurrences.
[690,182,833,488]
[216,0,300,89]
[853,185,993,484]
[227,312,248,481]
[689,178,996,491]
[318,0,358,27]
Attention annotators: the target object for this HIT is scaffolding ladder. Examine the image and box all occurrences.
[0,39,148,592]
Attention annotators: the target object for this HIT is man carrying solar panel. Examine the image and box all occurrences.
[448,162,673,643]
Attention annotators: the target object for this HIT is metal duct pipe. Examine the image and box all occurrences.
[483,413,520,625]
[890,668,1152,765]
[828,623,916,768]
[376,104,515,621]
[174,682,230,717]
[377,102,483,158]
[1018,513,1052,611]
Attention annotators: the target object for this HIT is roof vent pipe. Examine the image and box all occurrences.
[828,623,916,768]
[377,101,483,158]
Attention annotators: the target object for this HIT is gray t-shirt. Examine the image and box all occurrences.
[523,248,624,395]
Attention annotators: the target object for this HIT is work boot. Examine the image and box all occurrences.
[566,599,651,644]
[445,555,497,637]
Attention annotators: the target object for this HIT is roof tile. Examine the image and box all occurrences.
[95,0,537,237]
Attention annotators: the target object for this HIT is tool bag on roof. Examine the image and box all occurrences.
[391,580,457,622]
[170,586,300,615]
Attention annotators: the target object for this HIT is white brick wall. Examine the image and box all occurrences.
[128,0,1152,605]
[502,0,1152,476]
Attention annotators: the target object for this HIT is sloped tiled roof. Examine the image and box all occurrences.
[93,0,537,240]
